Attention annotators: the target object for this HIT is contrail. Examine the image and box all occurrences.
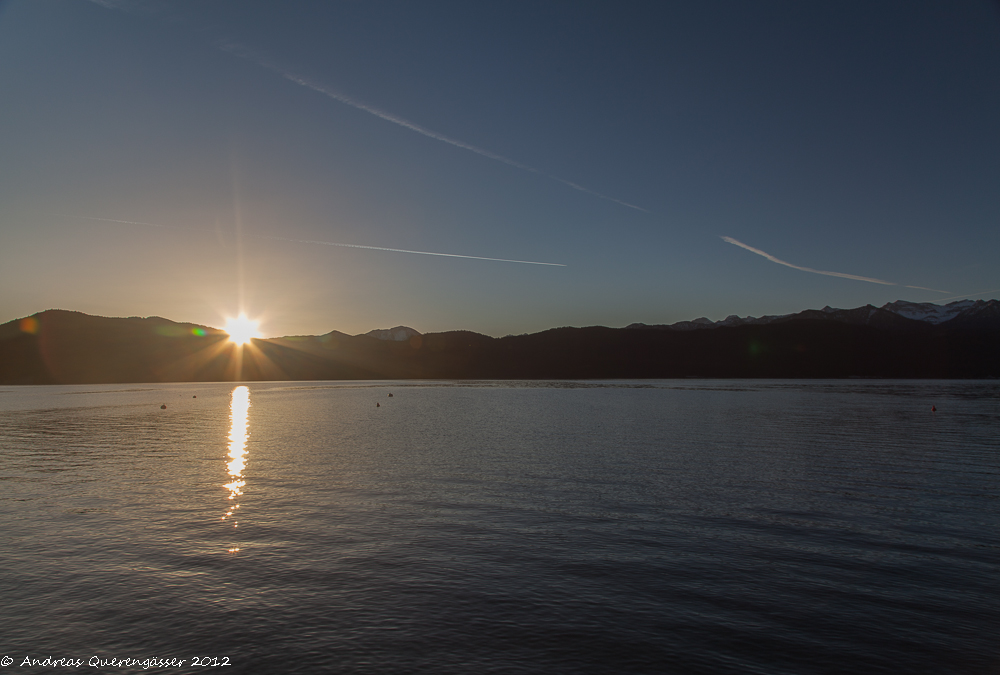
[83,3,646,213]
[932,289,1000,302]
[216,41,648,214]
[251,234,565,266]
[720,236,948,293]
[64,215,163,228]
[61,214,565,266]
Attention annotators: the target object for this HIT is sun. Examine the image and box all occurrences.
[224,314,261,345]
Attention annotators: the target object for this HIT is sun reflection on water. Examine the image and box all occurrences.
[222,385,250,551]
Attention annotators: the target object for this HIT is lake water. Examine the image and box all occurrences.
[1,380,998,674]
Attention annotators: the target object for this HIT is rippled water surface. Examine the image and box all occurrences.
[1,380,998,674]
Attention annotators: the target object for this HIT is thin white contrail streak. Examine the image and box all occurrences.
[83,2,646,213]
[251,235,565,266]
[62,215,566,267]
[932,289,1000,302]
[67,215,163,227]
[720,236,949,293]
[216,42,648,214]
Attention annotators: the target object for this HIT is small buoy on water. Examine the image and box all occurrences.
[376,402,380,407]
[160,404,167,409]
[931,405,936,412]
[388,393,393,397]
[193,395,197,398]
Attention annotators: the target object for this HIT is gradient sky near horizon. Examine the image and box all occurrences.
[1,0,998,338]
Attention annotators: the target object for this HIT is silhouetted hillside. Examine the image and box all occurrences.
[1,308,998,384]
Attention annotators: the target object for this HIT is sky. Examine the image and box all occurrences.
[1,0,998,338]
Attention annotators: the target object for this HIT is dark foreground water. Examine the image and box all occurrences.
[0,380,997,674]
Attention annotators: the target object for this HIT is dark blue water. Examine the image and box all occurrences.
[1,380,998,674]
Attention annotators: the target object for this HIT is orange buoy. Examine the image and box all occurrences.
[376,402,380,407]
[931,405,936,412]
[160,404,167,409]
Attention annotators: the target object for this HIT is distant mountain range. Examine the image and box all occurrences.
[626,299,1000,331]
[1,300,998,384]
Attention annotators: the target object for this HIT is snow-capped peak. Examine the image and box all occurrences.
[880,300,977,324]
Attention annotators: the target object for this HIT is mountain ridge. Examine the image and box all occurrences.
[626,299,1000,332]
[1,301,998,383]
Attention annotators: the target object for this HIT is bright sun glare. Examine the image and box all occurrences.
[224,315,261,345]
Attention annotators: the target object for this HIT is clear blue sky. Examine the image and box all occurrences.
[1,0,998,337]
